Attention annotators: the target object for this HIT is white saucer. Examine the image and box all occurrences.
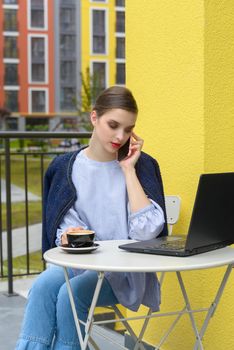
[60,243,99,254]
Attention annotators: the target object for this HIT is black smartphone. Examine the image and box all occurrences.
[118,138,130,161]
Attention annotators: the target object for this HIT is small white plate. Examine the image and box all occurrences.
[60,243,99,254]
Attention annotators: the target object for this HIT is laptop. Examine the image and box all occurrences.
[119,172,234,257]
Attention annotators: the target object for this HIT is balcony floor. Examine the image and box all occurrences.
[0,277,126,350]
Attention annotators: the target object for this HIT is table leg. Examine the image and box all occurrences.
[176,271,204,350]
[133,308,152,350]
[63,267,84,348]
[82,271,105,350]
[193,264,233,350]
[63,268,105,350]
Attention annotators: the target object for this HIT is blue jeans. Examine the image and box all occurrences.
[15,266,118,350]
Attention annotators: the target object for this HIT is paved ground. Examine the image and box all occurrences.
[0,277,127,350]
[1,178,42,260]
[0,292,26,350]
[1,179,41,203]
[1,223,42,260]
[0,292,126,350]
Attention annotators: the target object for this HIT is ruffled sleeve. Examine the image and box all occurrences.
[128,199,165,241]
[55,206,88,246]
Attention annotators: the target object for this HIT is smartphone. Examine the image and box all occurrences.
[118,138,130,161]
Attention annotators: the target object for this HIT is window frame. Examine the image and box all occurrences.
[115,8,125,34]
[90,59,108,93]
[28,34,48,84]
[115,0,125,7]
[29,87,49,113]
[90,0,108,3]
[115,61,125,86]
[27,0,48,31]
[3,8,18,31]
[90,7,108,55]
[4,88,19,112]
[3,34,18,59]
[4,62,18,85]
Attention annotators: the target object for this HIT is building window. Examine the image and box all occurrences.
[30,0,45,28]
[4,9,18,31]
[60,0,75,4]
[60,87,76,111]
[116,63,125,85]
[31,90,46,112]
[115,0,124,6]
[116,11,125,33]
[26,117,48,131]
[92,61,106,98]
[116,37,125,58]
[5,90,18,112]
[60,61,76,85]
[32,64,45,82]
[31,37,45,59]
[60,7,75,32]
[4,64,18,85]
[4,36,18,58]
[6,117,18,131]
[30,36,45,82]
[60,34,76,58]
[4,0,18,4]
[92,9,106,54]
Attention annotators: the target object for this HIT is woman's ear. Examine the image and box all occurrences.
[90,110,97,126]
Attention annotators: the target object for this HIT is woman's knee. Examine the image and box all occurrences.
[29,266,65,302]
[56,272,98,316]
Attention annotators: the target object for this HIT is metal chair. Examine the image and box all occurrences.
[164,195,181,236]
[159,195,181,287]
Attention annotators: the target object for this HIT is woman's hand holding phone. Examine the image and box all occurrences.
[119,132,144,171]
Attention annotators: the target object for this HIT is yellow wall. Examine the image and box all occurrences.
[126,1,234,349]
[204,1,234,173]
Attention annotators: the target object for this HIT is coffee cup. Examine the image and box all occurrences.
[66,229,95,248]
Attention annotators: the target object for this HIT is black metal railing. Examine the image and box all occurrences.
[0,131,91,295]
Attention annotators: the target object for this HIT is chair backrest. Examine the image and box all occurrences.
[165,195,181,235]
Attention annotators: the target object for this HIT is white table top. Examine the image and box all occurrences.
[43,240,234,273]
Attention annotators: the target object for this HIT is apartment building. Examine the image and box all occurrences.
[0,0,125,131]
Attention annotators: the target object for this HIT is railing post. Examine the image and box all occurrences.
[4,138,16,296]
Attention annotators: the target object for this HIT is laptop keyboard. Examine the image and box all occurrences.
[146,239,186,251]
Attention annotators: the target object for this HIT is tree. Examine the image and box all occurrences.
[73,67,104,131]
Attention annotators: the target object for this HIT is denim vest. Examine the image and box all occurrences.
[42,148,168,254]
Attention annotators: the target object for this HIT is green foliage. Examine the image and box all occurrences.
[72,67,104,132]
[0,156,51,231]
[26,124,49,132]
[1,201,42,231]
[3,250,44,275]
[25,124,49,151]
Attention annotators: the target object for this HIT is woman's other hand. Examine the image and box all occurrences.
[61,226,84,245]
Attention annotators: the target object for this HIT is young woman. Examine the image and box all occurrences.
[16,86,168,350]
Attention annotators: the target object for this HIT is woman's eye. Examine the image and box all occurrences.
[108,123,118,129]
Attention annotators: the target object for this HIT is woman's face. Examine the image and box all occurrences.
[91,108,137,156]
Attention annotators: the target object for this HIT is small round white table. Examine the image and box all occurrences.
[44,240,234,350]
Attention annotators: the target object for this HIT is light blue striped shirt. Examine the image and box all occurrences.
[56,150,165,311]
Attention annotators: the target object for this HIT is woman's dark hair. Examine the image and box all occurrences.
[93,86,138,117]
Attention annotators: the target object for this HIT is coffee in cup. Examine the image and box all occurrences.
[66,228,95,248]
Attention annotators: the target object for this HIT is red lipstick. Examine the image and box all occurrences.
[111,142,121,149]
